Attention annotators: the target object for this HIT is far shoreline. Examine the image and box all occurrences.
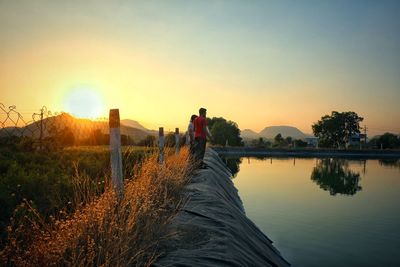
[212,147,400,159]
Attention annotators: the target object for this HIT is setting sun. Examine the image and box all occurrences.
[63,88,104,118]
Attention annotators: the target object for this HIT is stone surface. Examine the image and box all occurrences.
[154,148,290,267]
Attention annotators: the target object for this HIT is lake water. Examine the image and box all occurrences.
[228,157,400,267]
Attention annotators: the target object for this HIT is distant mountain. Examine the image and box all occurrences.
[121,119,148,132]
[241,125,310,140]
[259,126,308,139]
[241,129,259,140]
[0,113,155,142]
[121,119,158,136]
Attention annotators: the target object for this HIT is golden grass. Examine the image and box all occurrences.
[1,147,192,266]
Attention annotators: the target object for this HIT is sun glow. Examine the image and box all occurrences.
[64,88,104,119]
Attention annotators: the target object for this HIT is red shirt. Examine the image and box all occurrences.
[194,116,207,139]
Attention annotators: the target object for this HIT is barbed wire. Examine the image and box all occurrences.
[0,103,111,148]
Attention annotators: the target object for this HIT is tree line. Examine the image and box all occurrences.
[5,111,397,150]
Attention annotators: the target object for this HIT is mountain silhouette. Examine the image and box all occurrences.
[121,119,148,132]
[241,129,259,139]
[241,125,309,140]
[0,113,156,142]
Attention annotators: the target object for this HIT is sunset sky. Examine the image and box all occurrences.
[1,0,399,136]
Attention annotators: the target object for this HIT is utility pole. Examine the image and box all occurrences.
[363,125,367,149]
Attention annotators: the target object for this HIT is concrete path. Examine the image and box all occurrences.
[154,148,290,267]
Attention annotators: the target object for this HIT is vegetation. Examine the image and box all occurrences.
[312,111,364,148]
[273,133,285,147]
[137,135,156,147]
[294,139,308,148]
[1,148,191,266]
[248,135,307,149]
[0,137,151,247]
[0,136,191,266]
[368,133,400,149]
[207,117,243,146]
[164,133,186,148]
[250,137,271,148]
[311,158,362,195]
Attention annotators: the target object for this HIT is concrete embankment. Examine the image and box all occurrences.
[213,147,400,159]
[154,148,290,267]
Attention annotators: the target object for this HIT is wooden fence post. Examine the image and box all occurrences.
[109,109,124,199]
[175,128,180,155]
[159,127,164,164]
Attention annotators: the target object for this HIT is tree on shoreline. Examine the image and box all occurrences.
[312,111,363,148]
[369,133,400,149]
[207,117,243,146]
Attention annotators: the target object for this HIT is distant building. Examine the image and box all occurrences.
[348,133,367,147]
[305,137,318,147]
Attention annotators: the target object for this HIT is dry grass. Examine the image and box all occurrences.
[0,147,192,266]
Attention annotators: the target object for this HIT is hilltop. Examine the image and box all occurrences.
[241,125,311,140]
[0,113,157,143]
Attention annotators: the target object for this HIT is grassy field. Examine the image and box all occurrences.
[0,140,190,265]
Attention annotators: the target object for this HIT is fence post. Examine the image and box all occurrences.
[39,107,44,150]
[175,128,180,155]
[159,127,164,164]
[109,109,124,199]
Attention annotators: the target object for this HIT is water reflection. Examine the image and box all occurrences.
[223,157,242,177]
[311,158,362,196]
[379,159,400,169]
[232,157,400,266]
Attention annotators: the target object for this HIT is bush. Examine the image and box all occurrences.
[0,145,150,247]
[1,148,192,266]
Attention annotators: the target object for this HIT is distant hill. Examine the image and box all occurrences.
[259,126,308,139]
[241,125,310,140]
[121,119,148,132]
[0,113,156,142]
[241,129,259,139]
[121,119,158,136]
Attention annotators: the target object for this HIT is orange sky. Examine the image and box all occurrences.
[1,1,399,136]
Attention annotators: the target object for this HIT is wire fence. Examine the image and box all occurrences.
[0,104,189,153]
[0,103,110,150]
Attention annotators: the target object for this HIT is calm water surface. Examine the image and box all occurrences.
[229,157,400,267]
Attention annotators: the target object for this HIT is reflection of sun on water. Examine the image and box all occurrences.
[64,88,104,119]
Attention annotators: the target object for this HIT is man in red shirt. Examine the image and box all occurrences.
[193,107,212,167]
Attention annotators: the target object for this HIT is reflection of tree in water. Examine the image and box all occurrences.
[311,158,362,196]
[379,159,400,169]
[223,157,242,178]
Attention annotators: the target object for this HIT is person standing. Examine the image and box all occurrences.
[186,114,197,156]
[193,107,212,167]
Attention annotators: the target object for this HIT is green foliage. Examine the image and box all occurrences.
[311,158,362,195]
[251,137,271,148]
[273,133,286,147]
[47,126,76,148]
[294,139,308,148]
[222,157,242,177]
[0,141,148,246]
[164,133,176,147]
[0,147,74,243]
[285,136,292,145]
[312,111,363,148]
[369,132,400,149]
[207,117,243,146]
[88,129,109,145]
[137,135,156,147]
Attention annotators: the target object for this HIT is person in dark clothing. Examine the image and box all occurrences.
[193,107,212,168]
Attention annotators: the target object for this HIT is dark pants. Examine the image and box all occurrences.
[194,137,206,164]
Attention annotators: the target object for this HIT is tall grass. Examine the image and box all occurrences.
[1,147,192,266]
